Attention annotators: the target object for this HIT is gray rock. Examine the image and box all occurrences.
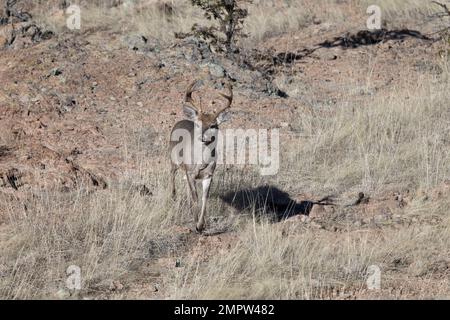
[407,260,427,277]
[353,220,362,227]
[123,34,158,53]
[314,48,338,61]
[55,289,70,299]
[49,68,63,76]
[207,63,226,78]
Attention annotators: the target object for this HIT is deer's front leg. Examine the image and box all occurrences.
[185,172,199,223]
[196,176,212,233]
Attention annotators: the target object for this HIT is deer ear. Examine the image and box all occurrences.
[183,105,198,120]
[216,110,231,125]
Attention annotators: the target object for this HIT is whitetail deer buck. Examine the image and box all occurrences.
[169,80,233,233]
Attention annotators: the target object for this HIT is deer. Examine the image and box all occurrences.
[169,80,233,233]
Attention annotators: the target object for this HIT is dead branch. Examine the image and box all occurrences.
[432,1,450,16]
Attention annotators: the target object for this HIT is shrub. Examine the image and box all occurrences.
[191,0,252,54]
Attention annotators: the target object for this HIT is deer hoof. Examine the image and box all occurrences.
[195,225,204,234]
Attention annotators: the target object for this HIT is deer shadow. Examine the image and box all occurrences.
[255,28,433,67]
[221,186,332,222]
[318,28,432,49]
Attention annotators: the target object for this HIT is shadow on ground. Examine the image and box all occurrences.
[268,28,432,62]
[221,186,333,222]
[318,29,432,49]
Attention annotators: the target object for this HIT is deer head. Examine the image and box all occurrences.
[183,80,233,142]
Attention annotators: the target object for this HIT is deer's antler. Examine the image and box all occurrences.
[185,80,202,112]
[216,82,233,116]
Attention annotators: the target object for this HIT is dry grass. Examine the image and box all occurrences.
[30,0,447,44]
[27,1,346,43]
[285,76,450,195]
[0,172,178,298]
[169,206,450,299]
[167,75,450,299]
[1,73,449,299]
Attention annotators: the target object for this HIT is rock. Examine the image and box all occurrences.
[407,260,427,277]
[309,204,326,219]
[55,289,70,299]
[19,95,30,104]
[328,226,338,232]
[299,215,310,223]
[310,221,324,229]
[323,205,335,214]
[60,97,76,113]
[125,34,147,51]
[272,75,302,98]
[363,217,373,225]
[122,0,135,10]
[30,96,40,103]
[285,214,309,223]
[429,259,449,273]
[206,63,225,78]
[0,34,7,47]
[18,23,53,47]
[0,24,14,47]
[109,281,124,291]
[314,48,338,61]
[49,68,63,76]
[123,34,158,52]
[353,220,362,227]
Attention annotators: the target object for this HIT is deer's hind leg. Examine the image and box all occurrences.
[170,164,177,200]
[185,171,198,203]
